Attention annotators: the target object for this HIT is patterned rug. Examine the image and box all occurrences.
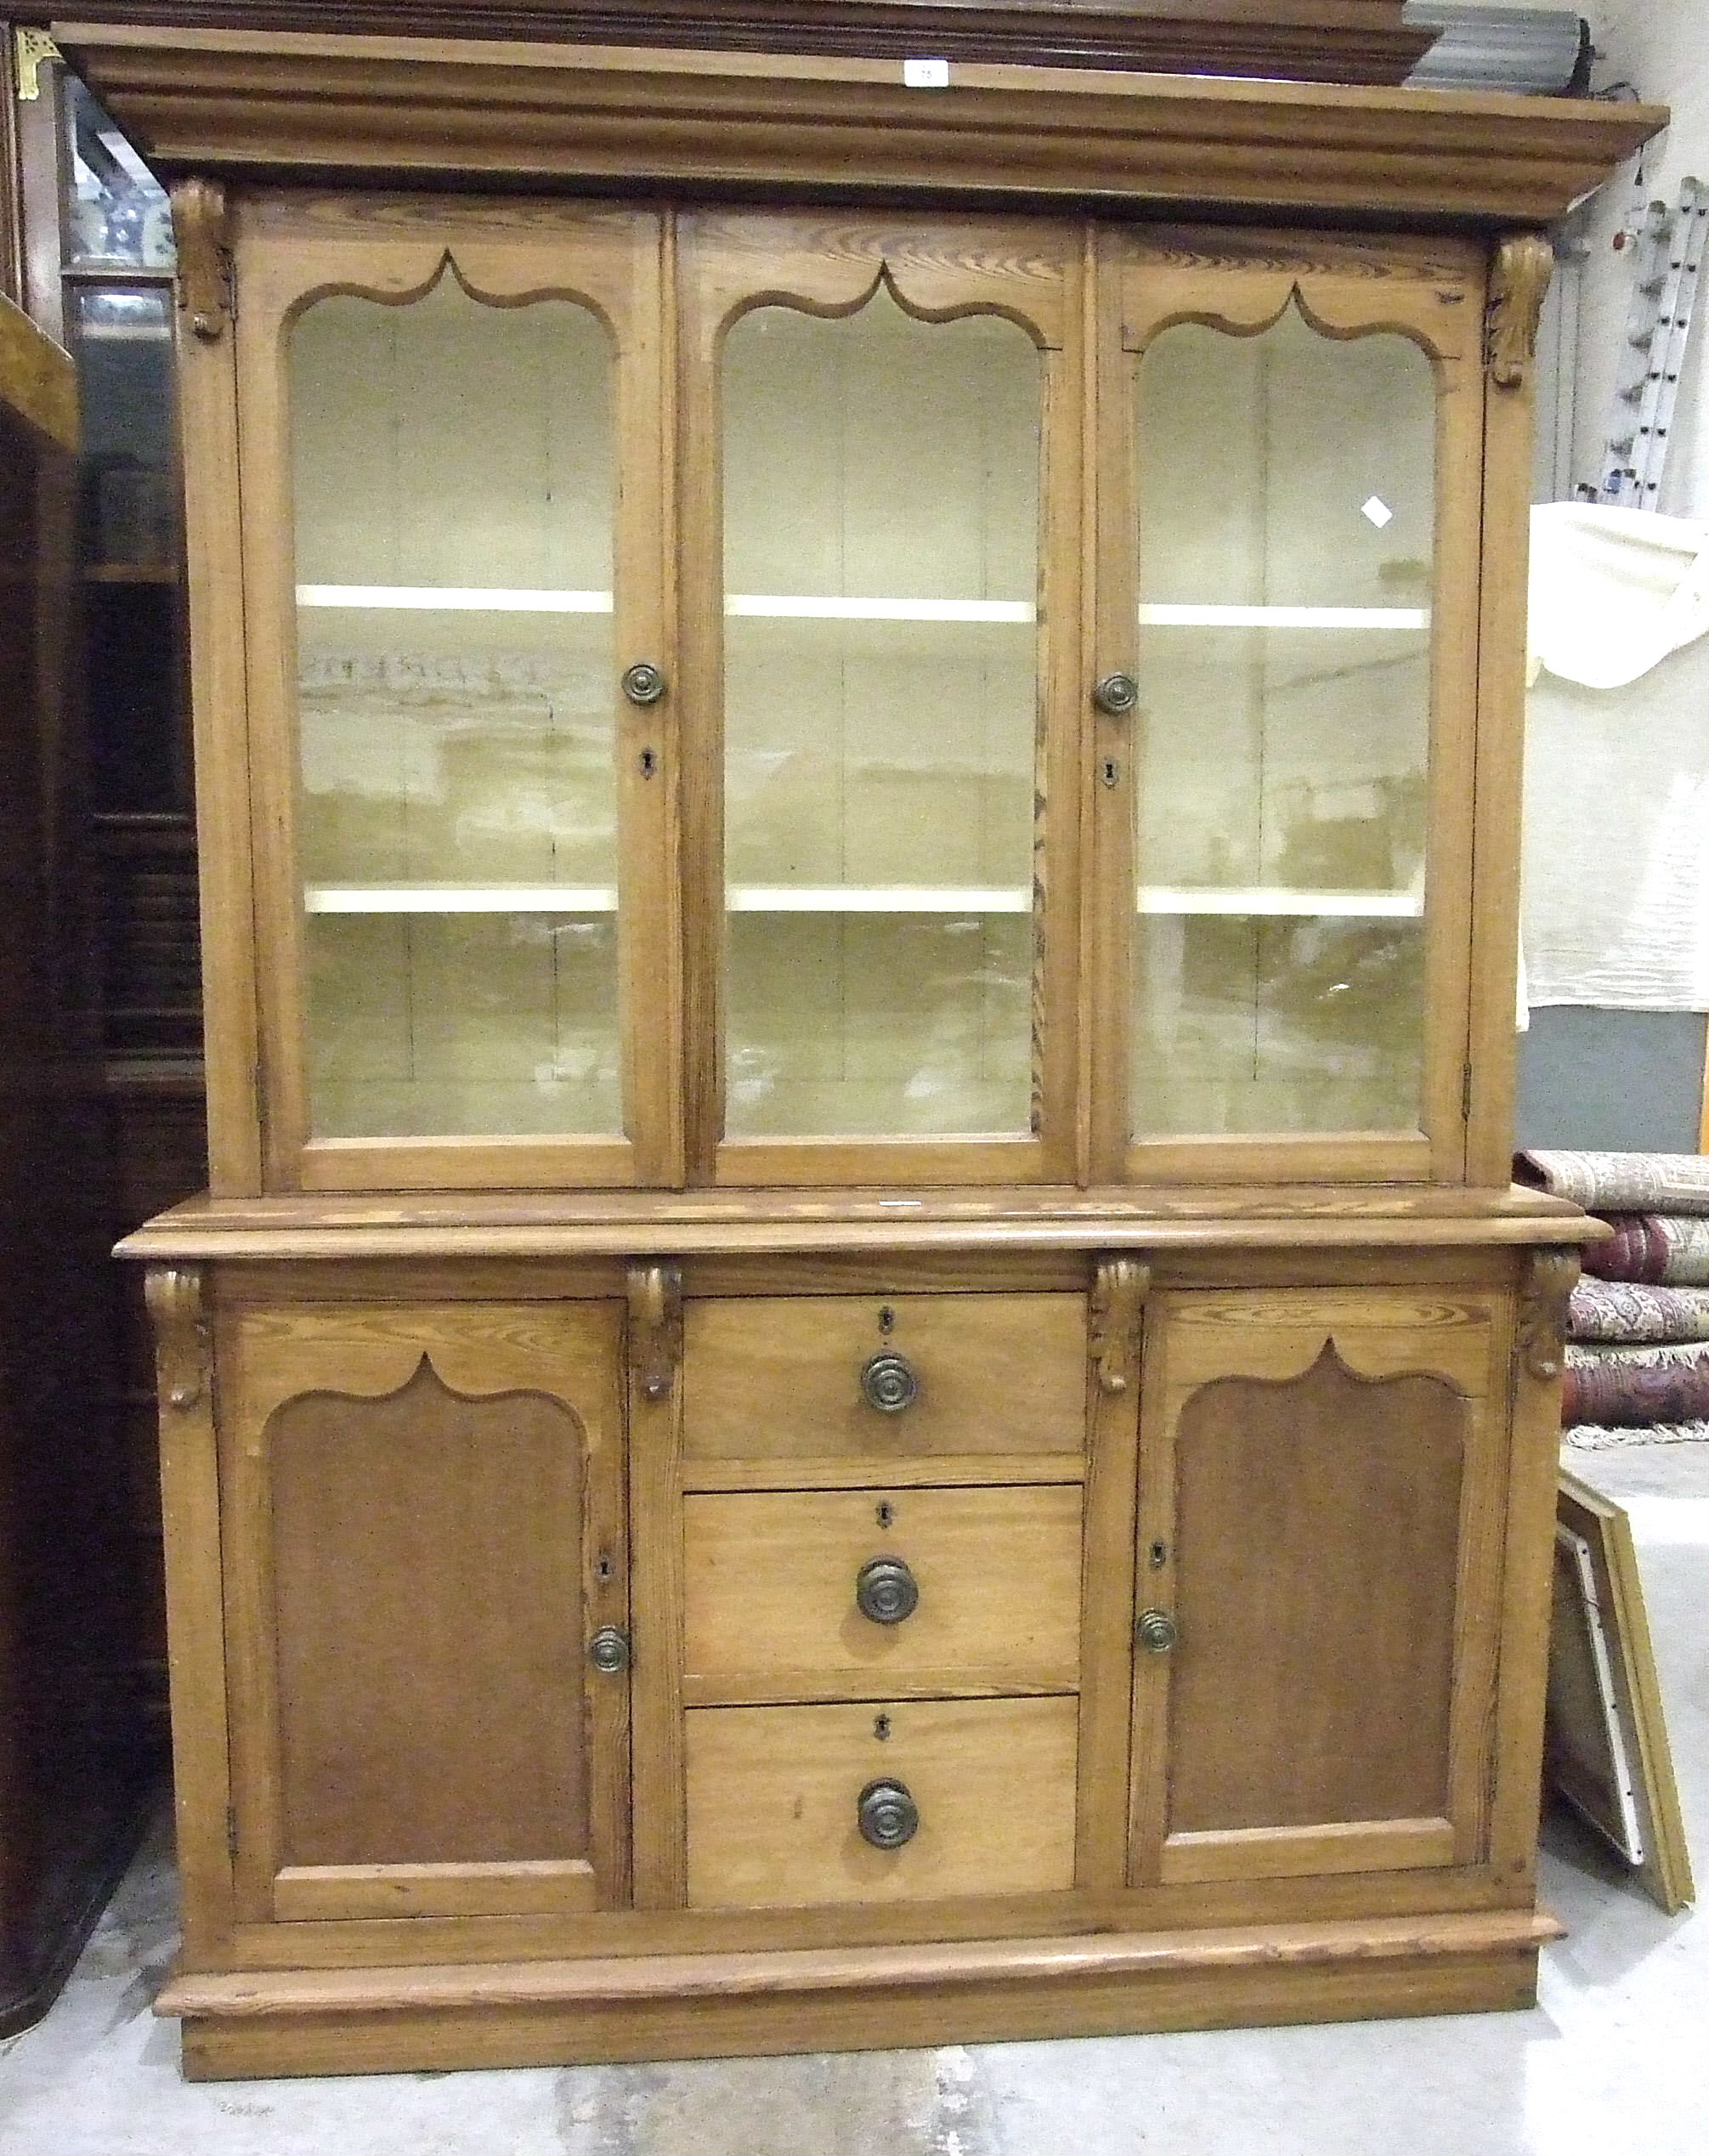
[1564,1343,1709,1424]
[1518,1147,1709,1214]
[1584,1213,1709,1284]
[1569,1278,1709,1344]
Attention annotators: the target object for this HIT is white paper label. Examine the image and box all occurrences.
[903,58,951,88]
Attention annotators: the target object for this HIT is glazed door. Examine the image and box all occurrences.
[232,196,676,1191]
[217,1297,628,1925]
[1128,1285,1511,1887]
[677,211,1085,1186]
[1089,229,1486,1183]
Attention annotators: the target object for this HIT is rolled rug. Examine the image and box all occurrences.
[1562,1343,1709,1424]
[1516,1148,1709,1215]
[1568,1278,1709,1344]
[1583,1214,1709,1285]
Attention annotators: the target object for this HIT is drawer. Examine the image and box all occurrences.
[683,1485,1084,1704]
[682,1293,1087,1470]
[684,1696,1078,1908]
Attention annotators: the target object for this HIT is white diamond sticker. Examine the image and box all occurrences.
[903,57,951,88]
[1361,495,1395,528]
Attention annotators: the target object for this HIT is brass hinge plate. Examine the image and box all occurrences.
[14,29,58,102]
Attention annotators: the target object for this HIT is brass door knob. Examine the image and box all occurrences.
[1135,1608,1178,1655]
[620,660,666,705]
[1093,671,1140,716]
[588,1625,631,1673]
[857,1778,919,1849]
[856,1556,919,1625]
[860,1350,919,1413]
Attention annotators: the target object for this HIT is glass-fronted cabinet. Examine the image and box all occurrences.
[228,207,1491,1194]
[82,17,1652,2082]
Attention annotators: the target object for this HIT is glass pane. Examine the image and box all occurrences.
[63,76,175,271]
[722,286,1042,1139]
[290,277,620,1140]
[67,284,187,815]
[1132,306,1435,1137]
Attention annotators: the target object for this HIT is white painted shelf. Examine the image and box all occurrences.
[727,886,1031,913]
[306,884,1423,920]
[296,587,1033,621]
[306,886,616,913]
[1138,604,1429,630]
[1137,887,1423,918]
[304,885,1027,914]
[294,588,1427,630]
[297,586,613,614]
[727,596,1033,622]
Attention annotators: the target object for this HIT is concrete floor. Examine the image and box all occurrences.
[2,1442,1704,2156]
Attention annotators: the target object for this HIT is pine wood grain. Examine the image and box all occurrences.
[682,1291,1087,1460]
[62,27,1663,225]
[684,1696,1078,1907]
[682,1485,1082,1701]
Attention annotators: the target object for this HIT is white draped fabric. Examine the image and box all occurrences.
[1522,502,1709,1010]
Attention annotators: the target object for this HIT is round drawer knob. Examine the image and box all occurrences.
[1093,671,1140,716]
[857,1777,919,1849]
[1135,1608,1179,1655]
[620,660,666,705]
[855,1556,919,1626]
[860,1350,919,1414]
[587,1625,631,1674]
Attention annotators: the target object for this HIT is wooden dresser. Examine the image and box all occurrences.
[67,19,1661,2079]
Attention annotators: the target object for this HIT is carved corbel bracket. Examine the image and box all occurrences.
[1519,1248,1579,1383]
[1486,232,1553,390]
[144,1266,210,1413]
[627,1262,683,1402]
[1091,1256,1152,1395]
[173,177,235,342]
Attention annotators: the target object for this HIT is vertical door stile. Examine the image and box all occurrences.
[1125,1282,1175,1887]
[626,1259,688,1909]
[676,212,727,1186]
[614,208,682,1186]
[1075,1253,1146,1889]
[1032,226,1088,1186]
[173,179,265,1197]
[234,229,321,1193]
[1085,226,1139,1186]
[1411,266,1485,1186]
[583,1291,636,1906]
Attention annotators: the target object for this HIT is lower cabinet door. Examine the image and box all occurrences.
[218,1298,629,1924]
[1129,1287,1512,1887]
[685,1696,1079,1908]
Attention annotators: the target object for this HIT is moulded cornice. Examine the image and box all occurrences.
[25,3,1444,83]
[54,24,1665,226]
